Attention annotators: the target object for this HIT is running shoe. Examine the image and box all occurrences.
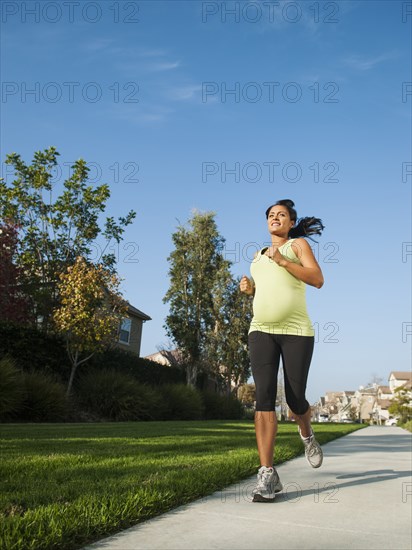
[299,428,323,468]
[252,465,283,502]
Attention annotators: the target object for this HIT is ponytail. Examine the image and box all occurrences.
[265,199,325,243]
[289,216,325,242]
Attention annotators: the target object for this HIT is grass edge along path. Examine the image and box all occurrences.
[0,420,366,550]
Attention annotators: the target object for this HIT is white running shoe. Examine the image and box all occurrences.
[252,466,283,502]
[299,428,323,468]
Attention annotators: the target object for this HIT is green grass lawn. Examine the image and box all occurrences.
[0,420,365,550]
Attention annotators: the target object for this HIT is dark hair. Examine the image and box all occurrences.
[265,199,325,243]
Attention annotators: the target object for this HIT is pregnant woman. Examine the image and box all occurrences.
[239,199,325,503]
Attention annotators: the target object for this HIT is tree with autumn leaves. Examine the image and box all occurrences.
[54,256,127,396]
[0,222,33,325]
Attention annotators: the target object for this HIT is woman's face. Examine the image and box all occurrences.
[267,206,294,236]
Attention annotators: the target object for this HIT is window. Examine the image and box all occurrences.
[119,318,132,344]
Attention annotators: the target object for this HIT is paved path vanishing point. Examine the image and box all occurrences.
[84,426,412,550]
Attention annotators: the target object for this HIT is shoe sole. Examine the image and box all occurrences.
[307,459,323,468]
[252,481,283,502]
[252,493,276,502]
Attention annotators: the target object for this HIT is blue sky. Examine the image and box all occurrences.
[1,0,411,403]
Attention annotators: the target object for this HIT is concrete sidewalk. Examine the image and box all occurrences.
[84,426,412,550]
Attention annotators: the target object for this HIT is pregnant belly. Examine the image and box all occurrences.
[253,289,298,323]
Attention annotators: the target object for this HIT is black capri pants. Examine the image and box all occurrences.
[248,331,315,415]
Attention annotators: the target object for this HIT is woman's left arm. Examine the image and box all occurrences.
[273,238,324,288]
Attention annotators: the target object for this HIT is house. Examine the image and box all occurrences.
[313,396,329,421]
[315,372,412,424]
[378,385,392,400]
[144,349,184,366]
[323,391,344,421]
[115,303,151,356]
[388,371,412,392]
[354,386,378,422]
[337,391,357,421]
[372,398,392,425]
[145,348,232,394]
[322,391,356,422]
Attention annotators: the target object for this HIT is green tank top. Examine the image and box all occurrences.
[249,239,315,337]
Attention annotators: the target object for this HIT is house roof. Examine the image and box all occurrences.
[325,391,344,400]
[127,303,151,321]
[358,387,376,394]
[388,371,412,382]
[378,385,391,393]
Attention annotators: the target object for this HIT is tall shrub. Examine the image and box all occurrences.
[0,356,25,419]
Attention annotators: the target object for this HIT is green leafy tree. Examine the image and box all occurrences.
[53,256,128,396]
[0,147,135,329]
[205,273,252,395]
[163,211,229,387]
[388,386,412,424]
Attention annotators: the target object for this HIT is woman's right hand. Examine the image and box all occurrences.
[239,275,254,295]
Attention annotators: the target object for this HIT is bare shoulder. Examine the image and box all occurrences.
[291,237,309,257]
[291,238,319,267]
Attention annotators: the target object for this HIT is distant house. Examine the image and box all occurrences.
[115,303,151,356]
[372,398,392,425]
[144,349,184,367]
[315,371,412,425]
[145,348,230,393]
[322,391,356,422]
[378,385,392,400]
[354,387,377,422]
[388,371,412,392]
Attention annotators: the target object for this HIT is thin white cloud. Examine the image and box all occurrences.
[168,84,202,101]
[137,49,168,58]
[101,104,174,125]
[149,61,181,72]
[114,51,180,74]
[342,52,399,71]
[81,42,178,73]
[83,38,115,52]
